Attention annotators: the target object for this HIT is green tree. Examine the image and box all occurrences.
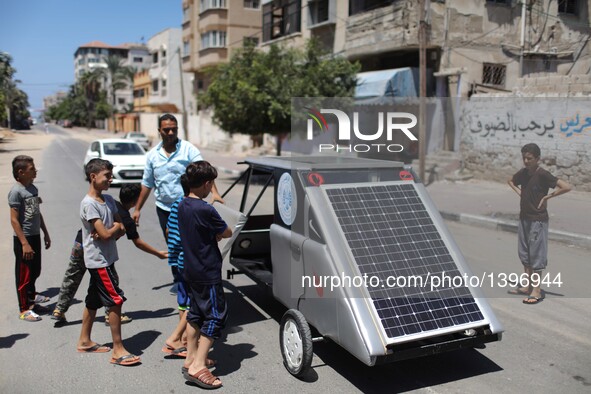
[200,40,360,155]
[0,52,30,128]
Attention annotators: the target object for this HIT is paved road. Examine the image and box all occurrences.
[0,128,590,393]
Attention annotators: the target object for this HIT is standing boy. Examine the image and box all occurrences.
[508,143,571,304]
[179,161,232,389]
[9,155,51,322]
[52,183,167,324]
[77,158,140,365]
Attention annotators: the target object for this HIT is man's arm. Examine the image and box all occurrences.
[508,179,521,197]
[132,185,152,225]
[131,237,168,259]
[40,213,51,249]
[537,179,572,209]
[10,208,34,260]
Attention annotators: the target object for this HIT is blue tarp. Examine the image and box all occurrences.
[354,67,420,99]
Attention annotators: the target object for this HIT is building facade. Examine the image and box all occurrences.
[182,0,262,93]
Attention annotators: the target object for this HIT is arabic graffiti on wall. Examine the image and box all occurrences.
[559,114,591,137]
[465,111,555,138]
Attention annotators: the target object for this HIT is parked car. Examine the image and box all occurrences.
[83,139,146,184]
[123,132,151,150]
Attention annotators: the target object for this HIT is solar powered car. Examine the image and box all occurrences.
[217,156,503,378]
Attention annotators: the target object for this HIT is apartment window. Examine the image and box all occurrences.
[558,0,577,15]
[152,79,159,93]
[201,31,227,49]
[309,0,329,26]
[133,89,145,98]
[262,0,301,42]
[133,57,143,63]
[482,63,506,87]
[183,40,190,56]
[350,0,395,16]
[78,58,85,65]
[118,98,125,105]
[200,0,226,12]
[243,36,259,47]
[244,0,260,8]
[152,52,159,63]
[183,6,191,22]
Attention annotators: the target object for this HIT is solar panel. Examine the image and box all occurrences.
[324,182,485,340]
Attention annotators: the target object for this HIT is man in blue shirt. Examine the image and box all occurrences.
[132,114,223,290]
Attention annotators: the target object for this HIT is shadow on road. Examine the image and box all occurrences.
[0,333,29,349]
[123,329,161,356]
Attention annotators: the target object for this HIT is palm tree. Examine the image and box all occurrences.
[78,68,105,128]
[104,55,128,113]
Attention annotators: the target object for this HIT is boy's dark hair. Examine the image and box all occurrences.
[180,174,190,197]
[521,143,541,158]
[185,161,217,189]
[85,158,113,182]
[158,113,178,129]
[12,155,34,180]
[119,183,141,205]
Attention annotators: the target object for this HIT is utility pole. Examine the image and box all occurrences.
[418,0,428,182]
[177,47,188,141]
[519,0,527,77]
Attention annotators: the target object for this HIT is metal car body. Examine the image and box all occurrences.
[219,155,503,377]
[83,139,146,184]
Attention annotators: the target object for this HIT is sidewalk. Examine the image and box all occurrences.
[201,147,591,249]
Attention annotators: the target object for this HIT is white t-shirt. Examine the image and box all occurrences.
[80,194,118,269]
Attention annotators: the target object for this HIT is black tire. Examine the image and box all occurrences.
[279,309,313,378]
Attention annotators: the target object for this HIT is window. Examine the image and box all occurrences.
[133,89,145,98]
[200,0,226,12]
[309,0,329,26]
[485,0,511,4]
[262,0,301,42]
[78,58,85,65]
[244,0,260,8]
[558,0,577,14]
[118,98,125,105]
[183,6,191,22]
[152,79,159,93]
[349,0,395,15]
[243,36,259,47]
[133,57,143,63]
[183,40,190,56]
[201,31,227,49]
[152,52,159,63]
[482,63,506,87]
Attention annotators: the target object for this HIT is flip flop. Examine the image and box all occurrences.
[77,344,111,353]
[110,354,141,366]
[162,345,187,358]
[183,367,222,389]
[34,294,50,303]
[19,310,41,322]
[522,296,543,305]
[507,288,529,296]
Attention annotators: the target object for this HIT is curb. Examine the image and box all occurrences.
[217,166,243,177]
[440,211,591,249]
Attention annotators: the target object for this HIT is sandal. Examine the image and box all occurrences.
[19,310,41,322]
[104,314,133,326]
[51,309,66,322]
[33,294,50,303]
[183,367,222,389]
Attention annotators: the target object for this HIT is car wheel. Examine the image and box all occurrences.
[279,309,313,378]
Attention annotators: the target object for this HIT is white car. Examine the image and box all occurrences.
[83,139,146,184]
[123,132,151,150]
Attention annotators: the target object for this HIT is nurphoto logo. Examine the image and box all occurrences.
[304,107,418,153]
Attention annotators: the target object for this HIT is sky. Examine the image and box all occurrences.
[0,0,182,113]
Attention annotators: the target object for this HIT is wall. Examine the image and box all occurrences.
[460,96,591,191]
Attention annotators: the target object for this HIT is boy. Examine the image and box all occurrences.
[77,158,140,366]
[179,161,231,389]
[52,183,167,324]
[508,143,571,304]
[9,155,51,322]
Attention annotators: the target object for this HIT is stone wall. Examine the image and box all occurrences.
[459,96,591,191]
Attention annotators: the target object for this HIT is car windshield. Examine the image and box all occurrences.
[130,133,146,138]
[103,142,144,155]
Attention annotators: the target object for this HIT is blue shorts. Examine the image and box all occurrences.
[186,282,227,340]
[173,269,190,310]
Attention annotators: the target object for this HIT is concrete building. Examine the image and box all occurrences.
[181,0,262,92]
[73,41,150,112]
[42,91,67,111]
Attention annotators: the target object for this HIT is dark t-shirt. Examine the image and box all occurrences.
[178,197,228,285]
[512,167,558,221]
